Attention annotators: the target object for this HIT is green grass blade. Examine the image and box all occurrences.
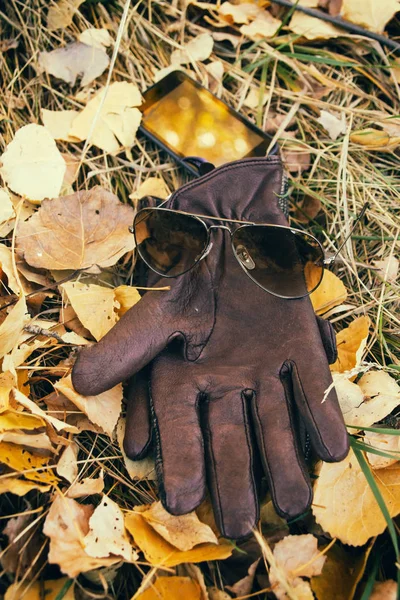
[347,425,400,435]
[351,439,400,461]
[55,579,74,600]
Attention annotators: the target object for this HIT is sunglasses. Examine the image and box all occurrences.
[131,204,368,300]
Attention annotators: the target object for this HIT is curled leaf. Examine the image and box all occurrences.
[309,269,347,315]
[330,316,371,372]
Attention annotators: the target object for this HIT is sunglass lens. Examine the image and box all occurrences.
[232,226,324,298]
[133,209,208,277]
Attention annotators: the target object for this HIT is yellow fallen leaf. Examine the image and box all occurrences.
[136,577,202,600]
[41,109,81,142]
[140,501,219,551]
[17,186,135,270]
[340,0,400,33]
[0,371,16,412]
[0,409,45,431]
[372,256,399,283]
[0,189,16,236]
[0,124,66,202]
[84,495,138,562]
[0,244,19,294]
[69,82,142,153]
[219,1,260,24]
[0,297,30,360]
[5,578,75,600]
[129,177,170,202]
[312,450,400,546]
[62,281,117,341]
[0,476,51,495]
[370,580,398,599]
[350,129,390,147]
[240,13,281,39]
[43,494,120,577]
[116,417,156,480]
[57,440,79,482]
[125,509,233,567]
[79,28,113,49]
[288,12,342,40]
[171,33,214,65]
[114,285,141,317]
[365,431,400,469]
[0,441,59,484]
[13,388,79,433]
[55,374,122,437]
[269,534,326,600]
[311,541,374,600]
[207,588,232,600]
[309,268,347,315]
[334,371,400,429]
[39,42,109,87]
[316,110,347,141]
[330,316,371,372]
[46,0,85,30]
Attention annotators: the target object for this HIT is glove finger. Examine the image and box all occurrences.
[202,389,258,539]
[289,356,349,462]
[251,378,312,519]
[151,371,206,515]
[72,291,174,396]
[123,368,152,460]
[316,316,337,364]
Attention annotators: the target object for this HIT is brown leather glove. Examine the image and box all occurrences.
[72,157,349,538]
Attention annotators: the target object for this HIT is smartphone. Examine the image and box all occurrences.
[139,71,276,176]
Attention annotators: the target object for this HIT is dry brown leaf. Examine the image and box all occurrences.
[281,143,311,174]
[0,124,66,202]
[244,87,269,109]
[13,388,79,433]
[62,282,117,341]
[219,2,260,24]
[370,580,397,599]
[0,189,16,236]
[116,417,156,480]
[43,494,120,577]
[17,186,135,270]
[372,256,399,283]
[365,431,400,469]
[309,268,347,315]
[79,28,112,48]
[350,129,392,148]
[44,390,104,433]
[69,82,142,153]
[47,0,85,30]
[57,440,79,482]
[0,431,54,451]
[136,577,202,600]
[0,477,51,496]
[340,0,399,33]
[289,12,342,39]
[39,42,109,87]
[270,534,326,600]
[312,450,400,546]
[0,244,20,294]
[316,110,347,140]
[140,501,219,551]
[0,298,30,360]
[207,588,231,600]
[84,495,138,561]
[0,441,59,484]
[334,371,400,429]
[125,508,233,567]
[311,541,374,600]
[226,559,260,597]
[171,33,214,65]
[41,109,81,142]
[330,316,371,372]
[55,374,122,437]
[293,195,322,224]
[67,470,104,498]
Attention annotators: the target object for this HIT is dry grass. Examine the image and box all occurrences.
[0,0,399,598]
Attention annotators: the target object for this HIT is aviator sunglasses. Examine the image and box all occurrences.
[131,203,368,300]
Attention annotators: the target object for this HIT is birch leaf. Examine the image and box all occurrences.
[364,431,400,469]
[0,441,59,484]
[79,28,112,49]
[41,109,81,142]
[57,440,79,482]
[340,0,400,33]
[62,282,117,341]
[5,579,75,600]
[0,477,51,496]
[308,268,347,315]
[330,316,371,372]
[317,110,347,140]
[84,495,138,561]
[289,12,342,39]
[39,42,109,87]
[55,374,122,437]
[0,244,21,293]
[312,450,400,546]
[17,186,135,270]
[67,470,104,498]
[0,297,30,360]
[13,388,79,433]
[0,124,66,202]
[116,417,156,480]
[47,0,85,30]
[136,577,202,600]
[171,34,214,65]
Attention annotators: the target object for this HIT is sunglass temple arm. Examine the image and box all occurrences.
[323,202,369,266]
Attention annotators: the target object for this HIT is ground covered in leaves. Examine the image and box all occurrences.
[0,0,399,599]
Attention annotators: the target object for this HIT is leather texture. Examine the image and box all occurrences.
[72,157,349,539]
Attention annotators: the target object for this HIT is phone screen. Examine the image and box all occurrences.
[141,78,266,167]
